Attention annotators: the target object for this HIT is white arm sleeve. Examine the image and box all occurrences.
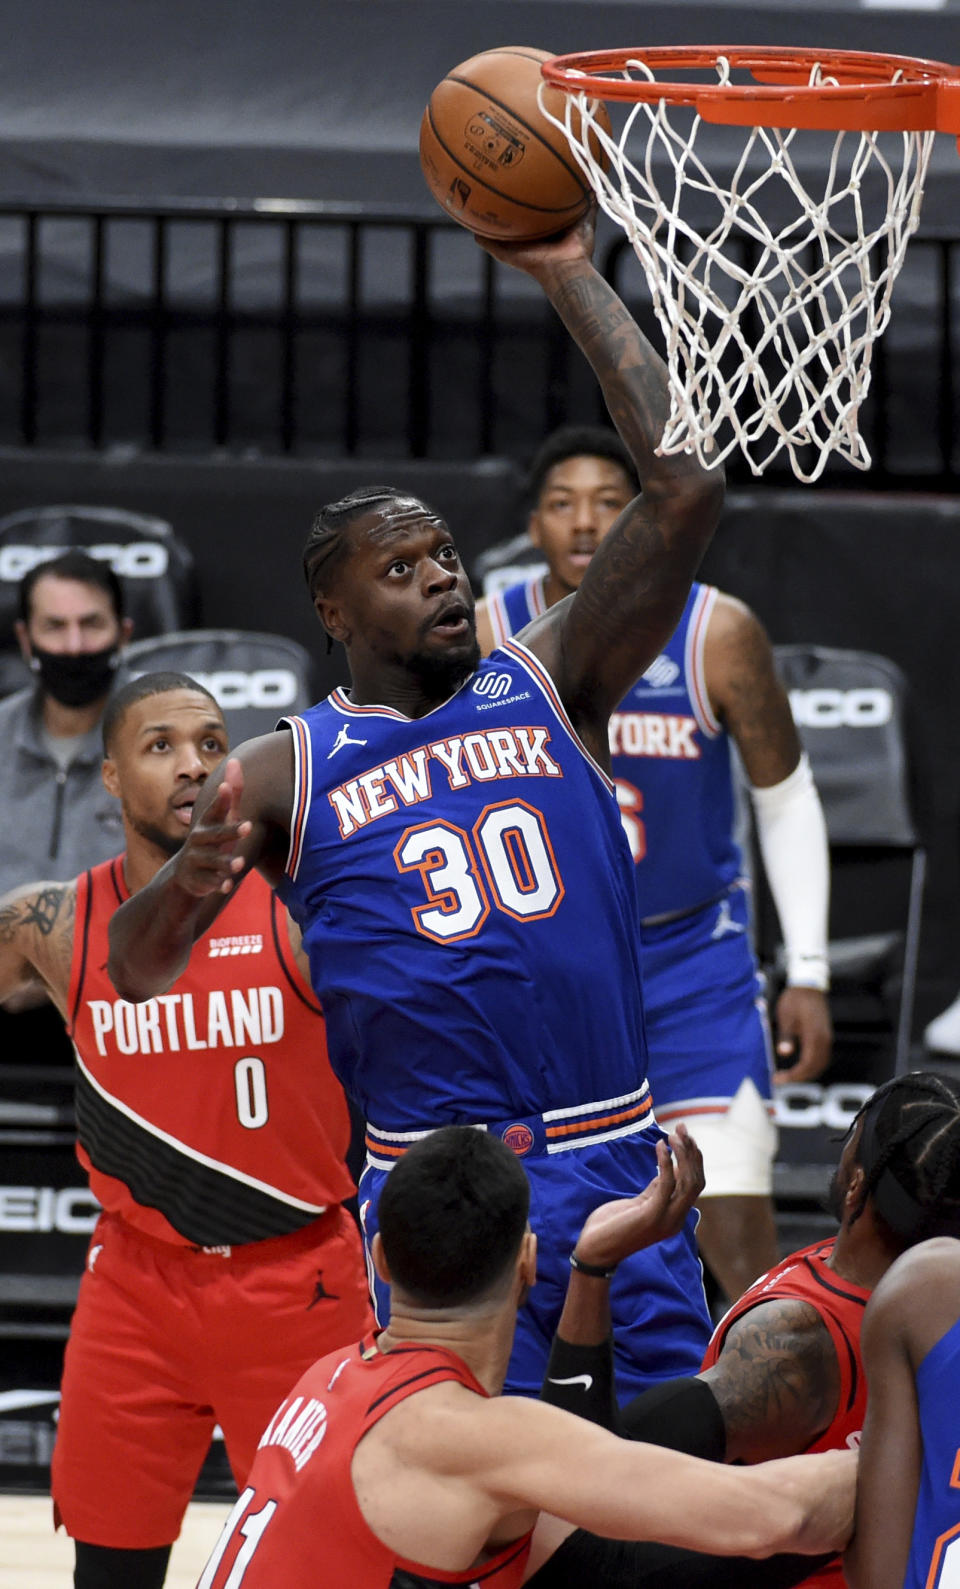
[748,753,830,991]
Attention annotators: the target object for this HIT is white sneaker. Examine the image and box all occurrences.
[924,993,960,1055]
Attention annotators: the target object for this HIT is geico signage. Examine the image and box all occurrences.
[0,542,170,582]
[130,668,299,710]
[772,1082,875,1131]
[0,1185,101,1234]
[788,688,892,729]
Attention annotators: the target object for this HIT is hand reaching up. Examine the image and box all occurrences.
[572,1125,705,1274]
[174,758,252,899]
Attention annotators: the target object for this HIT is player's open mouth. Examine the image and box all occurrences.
[430,602,470,636]
[172,794,198,826]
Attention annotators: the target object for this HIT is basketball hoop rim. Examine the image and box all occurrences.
[541,46,960,134]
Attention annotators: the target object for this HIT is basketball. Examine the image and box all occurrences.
[419,46,610,242]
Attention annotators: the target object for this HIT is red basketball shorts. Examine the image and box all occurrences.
[51,1206,373,1549]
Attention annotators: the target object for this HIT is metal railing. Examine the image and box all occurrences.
[0,196,956,487]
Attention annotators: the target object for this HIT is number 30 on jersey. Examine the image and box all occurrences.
[394,799,564,943]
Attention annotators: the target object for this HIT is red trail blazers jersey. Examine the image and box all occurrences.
[197,1335,533,1588]
[67,858,354,1247]
[702,1238,869,1589]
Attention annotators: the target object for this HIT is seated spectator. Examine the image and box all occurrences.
[0,549,132,903]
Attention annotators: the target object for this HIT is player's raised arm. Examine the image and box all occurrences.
[107,734,294,1000]
[0,880,76,1016]
[479,216,724,757]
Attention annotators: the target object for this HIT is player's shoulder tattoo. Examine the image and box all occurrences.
[705,1297,840,1458]
[0,881,76,943]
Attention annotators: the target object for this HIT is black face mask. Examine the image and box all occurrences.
[30,643,120,708]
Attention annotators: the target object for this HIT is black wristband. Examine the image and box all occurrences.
[569,1251,616,1279]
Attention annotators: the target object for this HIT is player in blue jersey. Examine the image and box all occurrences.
[106,213,724,1398]
[847,1231,960,1589]
[476,426,832,1301]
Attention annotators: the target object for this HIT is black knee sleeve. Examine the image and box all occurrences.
[74,1541,173,1589]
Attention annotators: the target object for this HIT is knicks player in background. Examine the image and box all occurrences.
[476,424,832,1302]
[0,672,372,1589]
[846,1233,960,1589]
[107,210,722,1400]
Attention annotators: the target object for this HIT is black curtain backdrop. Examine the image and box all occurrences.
[0,2,957,218]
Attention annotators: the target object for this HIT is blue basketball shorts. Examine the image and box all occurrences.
[358,1125,711,1401]
[639,884,774,1118]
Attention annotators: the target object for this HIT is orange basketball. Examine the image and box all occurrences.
[419,46,610,242]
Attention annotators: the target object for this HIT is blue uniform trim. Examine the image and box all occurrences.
[905,1313,960,1589]
[364,1081,655,1169]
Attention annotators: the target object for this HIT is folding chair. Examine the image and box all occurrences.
[121,628,318,746]
[755,645,926,1214]
[0,504,201,697]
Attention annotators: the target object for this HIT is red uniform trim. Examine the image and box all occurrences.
[67,858,354,1245]
[206,1336,533,1586]
[702,1239,868,1589]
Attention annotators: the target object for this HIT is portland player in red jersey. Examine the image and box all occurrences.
[197,1124,854,1589]
[0,672,373,1589]
[532,1072,960,1589]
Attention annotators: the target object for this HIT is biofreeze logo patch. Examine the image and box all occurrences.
[329,727,562,839]
[208,934,263,958]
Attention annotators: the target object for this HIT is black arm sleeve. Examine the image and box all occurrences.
[527,1529,836,1589]
[539,1334,618,1430]
[540,1334,726,1464]
[620,1375,727,1460]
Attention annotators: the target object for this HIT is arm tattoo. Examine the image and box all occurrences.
[0,884,76,998]
[707,1299,840,1460]
[550,272,670,477]
[23,887,73,937]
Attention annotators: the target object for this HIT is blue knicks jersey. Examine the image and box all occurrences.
[278,641,648,1131]
[905,1314,960,1589]
[489,575,742,920]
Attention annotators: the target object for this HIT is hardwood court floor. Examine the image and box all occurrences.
[0,1494,234,1587]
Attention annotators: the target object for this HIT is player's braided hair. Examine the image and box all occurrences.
[849,1071,960,1245]
[302,486,406,652]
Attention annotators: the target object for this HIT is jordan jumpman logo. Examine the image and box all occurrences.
[328,723,368,759]
[307,1270,341,1309]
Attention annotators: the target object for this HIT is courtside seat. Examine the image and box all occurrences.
[0,504,201,696]
[122,628,319,745]
[757,645,926,1215]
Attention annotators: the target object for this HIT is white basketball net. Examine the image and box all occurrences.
[540,58,935,481]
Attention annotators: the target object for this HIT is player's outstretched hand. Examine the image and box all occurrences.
[474,205,596,275]
[571,1124,704,1274]
[173,758,252,899]
[773,986,833,1085]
